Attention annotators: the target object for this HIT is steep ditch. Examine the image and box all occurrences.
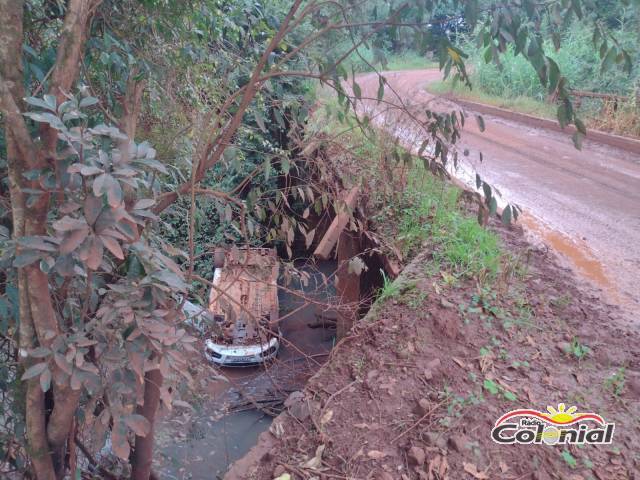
[155,246,390,478]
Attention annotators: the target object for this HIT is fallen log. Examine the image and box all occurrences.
[313,186,360,260]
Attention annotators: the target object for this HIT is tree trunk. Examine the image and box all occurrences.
[130,369,163,480]
[1,1,101,478]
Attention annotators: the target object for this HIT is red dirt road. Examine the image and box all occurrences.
[356,69,640,322]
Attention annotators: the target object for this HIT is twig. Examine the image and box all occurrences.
[74,435,119,480]
[390,398,448,443]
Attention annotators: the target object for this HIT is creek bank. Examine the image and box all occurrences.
[225,213,640,480]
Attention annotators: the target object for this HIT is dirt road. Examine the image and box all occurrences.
[356,69,640,321]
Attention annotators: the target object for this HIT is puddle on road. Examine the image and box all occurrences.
[520,214,619,301]
[155,260,337,479]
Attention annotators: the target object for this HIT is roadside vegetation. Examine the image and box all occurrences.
[427,17,640,137]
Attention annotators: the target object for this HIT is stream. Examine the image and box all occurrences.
[154,260,337,479]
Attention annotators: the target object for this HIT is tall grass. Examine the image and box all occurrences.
[396,169,501,279]
[429,21,640,137]
[470,22,640,99]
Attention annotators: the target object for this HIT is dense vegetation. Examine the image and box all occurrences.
[0,0,636,479]
[429,3,640,136]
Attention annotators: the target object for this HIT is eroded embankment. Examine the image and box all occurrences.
[226,212,640,480]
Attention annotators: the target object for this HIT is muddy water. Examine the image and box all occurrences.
[155,260,337,479]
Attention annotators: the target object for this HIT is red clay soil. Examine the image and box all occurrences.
[225,216,640,480]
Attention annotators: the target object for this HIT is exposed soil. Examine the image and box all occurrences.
[225,214,640,480]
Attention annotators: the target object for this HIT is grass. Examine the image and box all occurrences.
[344,48,438,73]
[396,169,501,280]
[384,52,438,71]
[427,78,556,118]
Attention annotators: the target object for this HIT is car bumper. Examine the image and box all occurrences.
[204,338,279,366]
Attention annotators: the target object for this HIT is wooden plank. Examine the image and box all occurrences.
[313,186,360,260]
[336,229,361,339]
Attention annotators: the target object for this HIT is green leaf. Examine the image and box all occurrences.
[79,96,99,108]
[546,57,560,93]
[574,117,587,135]
[601,46,617,74]
[572,131,584,150]
[557,102,570,129]
[482,182,492,202]
[13,251,42,268]
[501,205,512,225]
[21,362,48,380]
[254,110,267,132]
[483,378,499,395]
[43,94,57,111]
[476,115,485,132]
[561,449,577,469]
[40,368,52,392]
[503,390,517,401]
[352,81,362,100]
[489,197,497,216]
[24,96,56,111]
[377,76,385,103]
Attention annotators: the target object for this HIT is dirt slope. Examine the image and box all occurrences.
[355,69,640,323]
[225,218,640,480]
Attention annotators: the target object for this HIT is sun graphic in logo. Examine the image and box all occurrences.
[494,402,606,427]
[543,403,579,424]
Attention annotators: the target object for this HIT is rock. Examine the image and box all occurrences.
[425,432,447,450]
[365,369,380,389]
[367,450,388,460]
[448,435,470,453]
[556,341,571,354]
[283,391,304,407]
[397,348,411,360]
[407,446,426,466]
[415,398,431,416]
[440,298,455,309]
[423,358,442,381]
[426,358,442,370]
[284,391,310,420]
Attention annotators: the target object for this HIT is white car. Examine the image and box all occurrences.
[203,247,281,367]
[204,336,279,366]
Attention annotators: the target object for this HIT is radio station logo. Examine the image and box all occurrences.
[492,403,615,445]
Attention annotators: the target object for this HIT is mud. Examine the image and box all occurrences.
[355,69,640,324]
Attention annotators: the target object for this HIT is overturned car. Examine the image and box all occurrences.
[203,247,281,366]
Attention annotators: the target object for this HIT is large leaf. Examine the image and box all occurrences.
[124,414,151,437]
[21,362,48,380]
[100,235,125,260]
